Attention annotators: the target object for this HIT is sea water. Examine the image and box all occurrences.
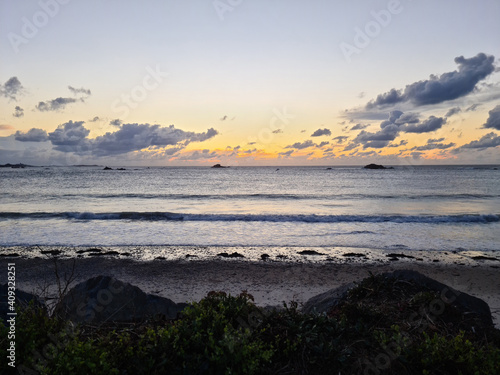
[1,165,499,253]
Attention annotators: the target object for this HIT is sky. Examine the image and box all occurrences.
[1,0,500,166]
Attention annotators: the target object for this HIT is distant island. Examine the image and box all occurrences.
[211,164,229,168]
[363,163,394,170]
[0,163,31,168]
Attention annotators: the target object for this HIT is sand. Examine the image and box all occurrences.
[3,255,500,328]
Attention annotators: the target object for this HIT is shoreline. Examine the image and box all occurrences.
[2,252,499,328]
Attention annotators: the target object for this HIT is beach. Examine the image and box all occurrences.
[5,246,500,328]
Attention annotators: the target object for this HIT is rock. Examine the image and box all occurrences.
[103,166,113,170]
[55,276,187,323]
[260,253,270,261]
[471,255,499,261]
[363,163,389,169]
[211,164,228,168]
[41,250,63,256]
[0,284,45,322]
[298,250,325,256]
[386,253,415,259]
[217,252,244,258]
[116,168,126,171]
[342,253,367,258]
[303,270,494,327]
[302,283,356,314]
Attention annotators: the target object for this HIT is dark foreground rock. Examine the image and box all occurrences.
[0,284,45,322]
[55,276,187,323]
[303,269,493,328]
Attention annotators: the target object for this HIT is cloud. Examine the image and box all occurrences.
[445,107,461,117]
[387,140,408,148]
[311,128,331,137]
[349,111,446,149]
[109,119,123,127]
[402,116,446,133]
[279,150,294,157]
[13,106,24,118]
[285,140,317,149]
[411,138,455,151]
[318,141,330,147]
[454,132,500,151]
[366,53,495,108]
[48,121,90,151]
[36,97,80,112]
[482,105,500,130]
[17,121,219,157]
[465,104,480,112]
[220,115,227,121]
[89,116,100,122]
[247,141,256,145]
[300,130,306,133]
[15,128,49,142]
[272,129,283,134]
[68,86,91,96]
[333,136,349,143]
[0,125,15,131]
[0,77,24,100]
[350,123,369,131]
[89,124,218,156]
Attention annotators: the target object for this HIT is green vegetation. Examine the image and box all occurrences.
[2,276,500,374]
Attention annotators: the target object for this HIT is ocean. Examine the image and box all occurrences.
[1,165,499,259]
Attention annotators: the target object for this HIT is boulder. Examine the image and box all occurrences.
[303,270,493,327]
[0,284,45,322]
[55,276,187,323]
[211,164,228,168]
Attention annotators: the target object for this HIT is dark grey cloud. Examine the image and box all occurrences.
[333,136,349,143]
[36,97,80,112]
[247,141,256,145]
[445,107,461,117]
[15,128,49,142]
[279,150,294,157]
[318,141,330,147]
[482,105,500,130]
[13,106,24,118]
[0,77,24,100]
[272,129,283,134]
[89,116,100,122]
[91,124,218,156]
[349,111,446,149]
[68,86,91,96]
[48,121,90,152]
[110,119,123,127]
[311,128,331,137]
[366,53,495,109]
[394,112,420,124]
[387,140,408,148]
[220,115,227,121]
[350,123,369,131]
[465,104,480,112]
[20,121,219,157]
[411,138,455,151]
[285,140,317,149]
[454,132,500,151]
[402,116,446,133]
